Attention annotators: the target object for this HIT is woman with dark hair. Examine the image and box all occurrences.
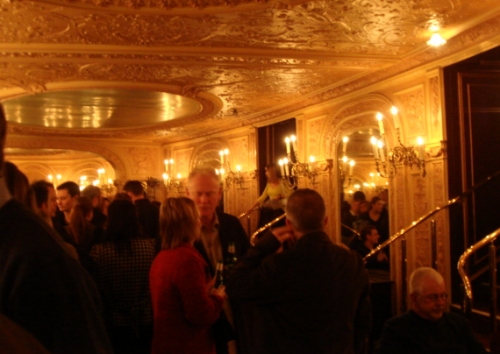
[67,196,95,250]
[247,163,293,228]
[90,199,156,354]
[150,197,226,354]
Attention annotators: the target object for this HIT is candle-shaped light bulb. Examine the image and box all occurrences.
[370,136,379,160]
[342,155,348,163]
[108,179,113,184]
[220,168,225,176]
[56,174,61,180]
[177,173,181,179]
[169,159,174,164]
[349,160,355,176]
[48,174,53,181]
[285,137,291,154]
[309,156,315,163]
[342,136,349,155]
[377,140,385,162]
[219,150,224,164]
[278,159,285,177]
[236,165,241,177]
[416,136,425,159]
[163,173,168,180]
[376,112,385,135]
[290,135,297,152]
[283,157,290,177]
[391,106,400,130]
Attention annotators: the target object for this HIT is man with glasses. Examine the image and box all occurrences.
[379,267,486,353]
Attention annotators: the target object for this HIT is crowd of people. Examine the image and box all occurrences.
[0,104,491,354]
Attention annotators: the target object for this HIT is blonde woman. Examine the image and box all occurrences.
[150,197,226,354]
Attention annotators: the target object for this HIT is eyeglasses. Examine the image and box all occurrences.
[420,293,449,302]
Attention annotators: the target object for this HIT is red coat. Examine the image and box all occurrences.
[150,243,223,354]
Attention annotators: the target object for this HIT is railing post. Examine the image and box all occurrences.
[246,214,252,237]
[431,219,437,270]
[401,237,407,312]
[489,242,498,334]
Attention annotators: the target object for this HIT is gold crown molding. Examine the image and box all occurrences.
[6,136,128,179]
[0,50,387,69]
[35,0,308,12]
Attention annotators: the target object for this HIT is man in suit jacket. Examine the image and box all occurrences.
[186,166,249,354]
[123,180,159,240]
[226,188,371,354]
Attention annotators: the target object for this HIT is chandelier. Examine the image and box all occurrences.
[280,135,333,188]
[217,149,245,189]
[371,106,426,178]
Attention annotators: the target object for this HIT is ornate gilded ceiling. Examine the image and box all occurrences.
[1,0,500,143]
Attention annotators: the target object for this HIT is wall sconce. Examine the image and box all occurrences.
[162,172,183,194]
[218,149,245,189]
[281,134,333,187]
[371,106,432,178]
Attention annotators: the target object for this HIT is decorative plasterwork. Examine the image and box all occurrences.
[395,84,426,138]
[0,0,499,144]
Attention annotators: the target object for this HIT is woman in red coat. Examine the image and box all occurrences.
[150,197,226,354]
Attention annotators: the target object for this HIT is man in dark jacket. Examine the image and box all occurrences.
[123,180,159,239]
[226,188,371,354]
[379,267,486,353]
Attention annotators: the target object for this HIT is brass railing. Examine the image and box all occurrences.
[238,207,259,236]
[364,169,500,262]
[250,213,286,246]
[362,169,500,313]
[458,227,500,332]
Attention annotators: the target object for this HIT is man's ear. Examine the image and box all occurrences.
[323,216,328,227]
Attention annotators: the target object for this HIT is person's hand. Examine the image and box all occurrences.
[210,285,228,301]
[271,225,295,253]
[206,276,216,292]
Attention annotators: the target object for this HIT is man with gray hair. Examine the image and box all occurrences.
[0,105,112,353]
[186,166,250,354]
[379,267,486,353]
[226,188,371,354]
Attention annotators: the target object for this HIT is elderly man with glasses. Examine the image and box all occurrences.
[379,267,486,353]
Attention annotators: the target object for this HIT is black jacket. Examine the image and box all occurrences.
[226,231,371,354]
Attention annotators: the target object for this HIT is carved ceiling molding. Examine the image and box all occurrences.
[40,0,307,12]
[3,78,223,139]
[6,136,128,179]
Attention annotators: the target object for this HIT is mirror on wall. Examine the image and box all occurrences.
[339,128,390,271]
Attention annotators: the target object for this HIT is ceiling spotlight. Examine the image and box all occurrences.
[427,33,446,47]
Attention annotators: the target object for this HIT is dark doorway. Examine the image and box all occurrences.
[444,45,500,305]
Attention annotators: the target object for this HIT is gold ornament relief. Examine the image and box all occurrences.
[396,86,425,137]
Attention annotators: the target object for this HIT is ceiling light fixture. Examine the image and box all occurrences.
[427,33,446,47]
